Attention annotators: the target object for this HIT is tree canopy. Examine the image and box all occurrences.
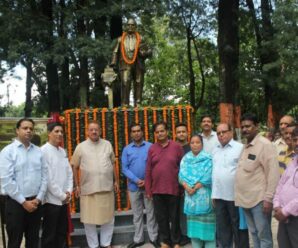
[0,0,297,124]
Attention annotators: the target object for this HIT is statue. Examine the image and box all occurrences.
[110,18,152,106]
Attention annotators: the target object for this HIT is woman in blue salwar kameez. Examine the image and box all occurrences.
[179,134,215,248]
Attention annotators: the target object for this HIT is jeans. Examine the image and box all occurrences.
[243,202,273,248]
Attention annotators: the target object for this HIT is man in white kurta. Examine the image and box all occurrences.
[71,121,118,248]
[41,122,73,248]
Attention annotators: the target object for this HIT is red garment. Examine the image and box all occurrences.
[145,140,184,196]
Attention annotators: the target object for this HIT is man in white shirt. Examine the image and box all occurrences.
[212,123,248,248]
[200,115,219,154]
[41,122,73,248]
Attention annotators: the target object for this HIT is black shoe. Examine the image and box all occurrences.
[179,235,191,246]
[150,240,160,248]
[127,241,145,248]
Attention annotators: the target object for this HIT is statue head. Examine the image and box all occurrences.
[126,18,137,34]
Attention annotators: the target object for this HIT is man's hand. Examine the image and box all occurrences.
[63,192,71,204]
[274,207,288,222]
[74,186,81,198]
[114,182,119,193]
[263,201,273,215]
[22,200,38,213]
[137,180,145,188]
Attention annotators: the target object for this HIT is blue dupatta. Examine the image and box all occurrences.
[179,150,213,215]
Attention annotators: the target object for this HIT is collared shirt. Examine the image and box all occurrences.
[201,130,220,154]
[121,140,152,192]
[0,139,48,204]
[274,137,287,156]
[212,139,243,201]
[71,138,115,195]
[273,156,298,217]
[41,142,73,205]
[235,134,280,208]
[145,140,184,196]
[277,147,295,175]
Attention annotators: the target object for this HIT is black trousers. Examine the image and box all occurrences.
[153,194,181,246]
[215,199,240,248]
[5,197,42,248]
[277,216,298,248]
[41,203,68,248]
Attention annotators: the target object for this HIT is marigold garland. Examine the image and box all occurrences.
[101,108,107,139]
[113,109,121,210]
[134,107,139,123]
[178,105,183,122]
[186,106,191,142]
[84,110,89,139]
[75,109,80,145]
[163,106,167,122]
[93,108,98,121]
[171,107,176,141]
[143,107,149,141]
[123,108,129,145]
[121,32,141,65]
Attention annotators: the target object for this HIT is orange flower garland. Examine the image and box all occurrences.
[112,109,121,210]
[123,108,129,145]
[171,107,176,141]
[75,109,80,145]
[186,106,191,142]
[101,108,107,139]
[143,107,149,141]
[134,107,139,123]
[84,109,89,139]
[178,105,183,122]
[163,106,167,122]
[121,32,141,65]
[93,108,98,121]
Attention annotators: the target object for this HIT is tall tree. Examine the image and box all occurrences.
[218,0,240,127]
[41,0,61,114]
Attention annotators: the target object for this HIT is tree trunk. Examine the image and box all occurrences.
[218,0,239,127]
[24,60,33,117]
[76,0,89,108]
[246,0,280,127]
[186,27,196,112]
[58,0,70,110]
[91,0,108,107]
[41,0,61,114]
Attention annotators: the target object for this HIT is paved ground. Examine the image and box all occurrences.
[0,218,279,248]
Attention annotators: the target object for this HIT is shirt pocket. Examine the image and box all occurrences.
[242,159,258,172]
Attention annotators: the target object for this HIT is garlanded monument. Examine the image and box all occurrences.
[110,18,152,106]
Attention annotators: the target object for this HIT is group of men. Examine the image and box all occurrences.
[0,113,297,248]
[0,119,72,248]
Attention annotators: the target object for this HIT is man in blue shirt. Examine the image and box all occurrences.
[122,123,158,248]
[0,118,48,248]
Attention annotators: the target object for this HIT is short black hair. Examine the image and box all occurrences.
[47,122,63,132]
[190,134,203,146]
[129,122,143,132]
[176,122,187,130]
[200,115,213,123]
[241,113,259,125]
[153,121,168,132]
[16,118,35,129]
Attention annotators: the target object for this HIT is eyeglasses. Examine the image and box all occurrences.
[217,130,230,136]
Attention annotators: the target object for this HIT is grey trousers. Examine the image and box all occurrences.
[277,216,298,248]
[129,190,158,243]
